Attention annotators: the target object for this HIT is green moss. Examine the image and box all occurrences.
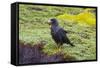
[19,4,96,61]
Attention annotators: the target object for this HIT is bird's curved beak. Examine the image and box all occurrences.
[48,20,51,25]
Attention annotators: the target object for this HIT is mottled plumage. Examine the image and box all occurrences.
[48,18,74,46]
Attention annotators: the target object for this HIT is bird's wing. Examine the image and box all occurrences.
[60,28,68,33]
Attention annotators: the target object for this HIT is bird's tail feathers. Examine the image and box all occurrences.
[70,43,75,47]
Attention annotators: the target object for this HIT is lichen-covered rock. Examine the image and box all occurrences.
[19,42,70,64]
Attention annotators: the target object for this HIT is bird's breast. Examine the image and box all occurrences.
[51,26,61,34]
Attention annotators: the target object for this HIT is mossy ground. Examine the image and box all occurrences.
[19,4,96,61]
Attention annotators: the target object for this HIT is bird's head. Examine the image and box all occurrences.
[48,18,59,26]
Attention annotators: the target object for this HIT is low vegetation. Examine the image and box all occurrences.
[19,4,96,61]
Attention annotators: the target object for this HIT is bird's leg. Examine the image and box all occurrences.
[56,44,59,50]
[57,43,62,52]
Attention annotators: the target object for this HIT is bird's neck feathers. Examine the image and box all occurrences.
[52,22,59,26]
